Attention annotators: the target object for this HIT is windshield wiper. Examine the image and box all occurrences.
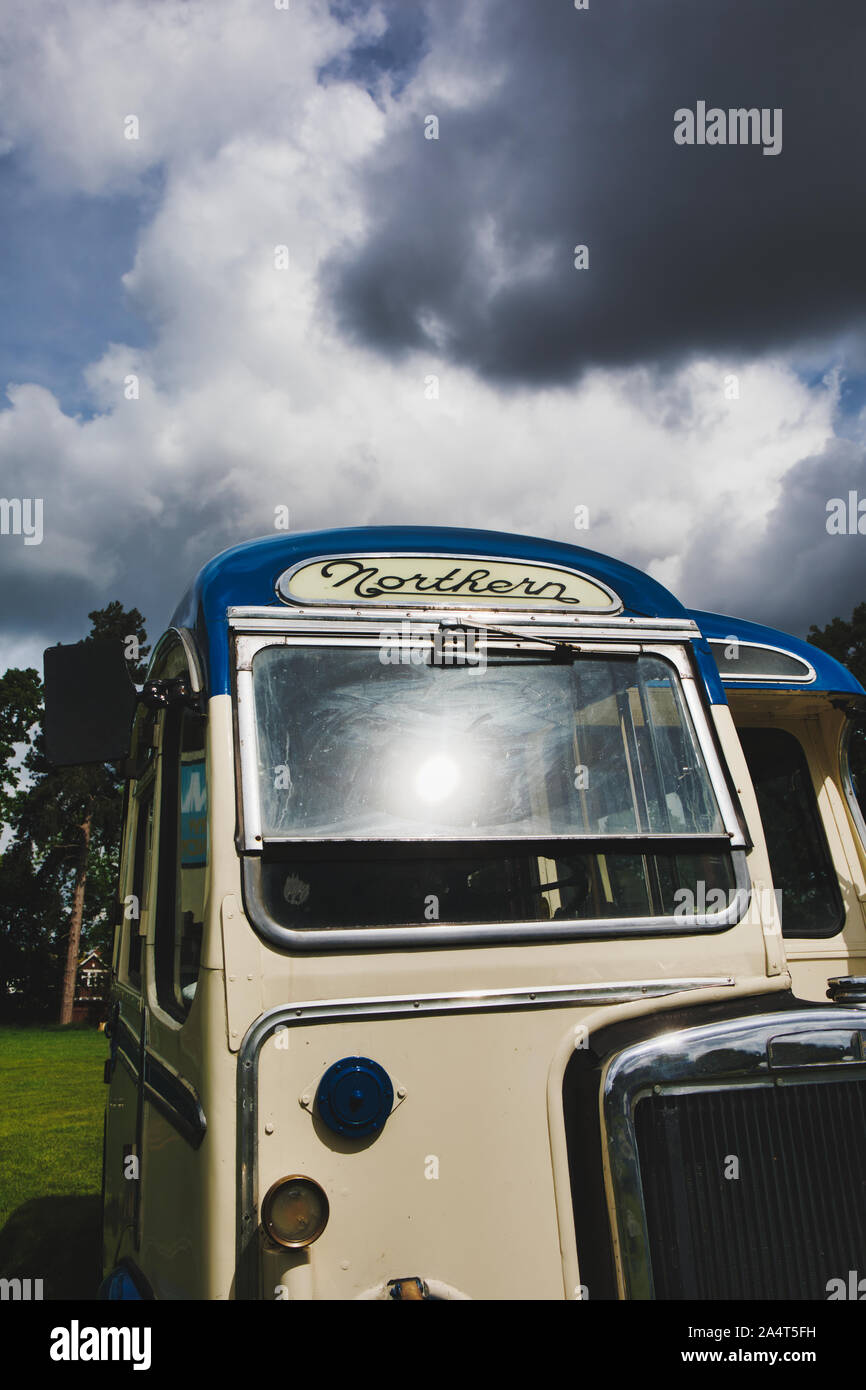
[437,616,579,662]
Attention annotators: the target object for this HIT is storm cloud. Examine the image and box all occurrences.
[327,0,866,383]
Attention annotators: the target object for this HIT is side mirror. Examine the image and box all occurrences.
[43,641,138,766]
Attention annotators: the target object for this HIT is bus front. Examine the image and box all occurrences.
[214,529,865,1300]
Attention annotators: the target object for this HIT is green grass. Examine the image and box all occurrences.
[0,1025,107,1298]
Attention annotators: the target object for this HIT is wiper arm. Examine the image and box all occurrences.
[438,615,579,662]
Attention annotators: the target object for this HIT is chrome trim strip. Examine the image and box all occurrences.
[601,1006,866,1299]
[274,551,624,614]
[112,1017,206,1150]
[146,626,204,689]
[173,627,205,693]
[678,664,748,848]
[228,607,700,642]
[233,631,653,670]
[247,831,731,846]
[236,668,262,850]
[240,849,751,952]
[234,976,735,1299]
[142,1051,207,1151]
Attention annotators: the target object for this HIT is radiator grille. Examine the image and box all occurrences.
[634,1078,866,1299]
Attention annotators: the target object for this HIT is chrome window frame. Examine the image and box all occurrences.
[601,1007,866,1299]
[147,625,205,692]
[141,628,207,1032]
[841,714,866,852]
[708,638,816,685]
[228,609,751,951]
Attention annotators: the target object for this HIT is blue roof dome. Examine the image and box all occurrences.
[171,525,691,695]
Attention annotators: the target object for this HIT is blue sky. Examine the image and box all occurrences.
[0,156,156,419]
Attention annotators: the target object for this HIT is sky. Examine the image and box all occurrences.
[0,0,865,675]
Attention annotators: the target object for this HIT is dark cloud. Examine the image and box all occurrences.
[326,0,866,384]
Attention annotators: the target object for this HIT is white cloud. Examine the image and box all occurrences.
[0,0,355,195]
[0,0,858,671]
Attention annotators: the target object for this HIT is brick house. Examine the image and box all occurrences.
[73,948,110,1024]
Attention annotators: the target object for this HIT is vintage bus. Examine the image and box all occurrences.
[43,525,866,1300]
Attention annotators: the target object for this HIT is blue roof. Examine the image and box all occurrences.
[167,527,864,704]
[692,609,865,697]
[171,526,693,696]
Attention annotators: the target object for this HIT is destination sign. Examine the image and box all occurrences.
[276,555,622,611]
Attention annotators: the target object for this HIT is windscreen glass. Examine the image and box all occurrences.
[250,843,738,930]
[251,646,725,840]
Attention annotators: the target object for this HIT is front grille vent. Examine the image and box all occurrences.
[635,1079,866,1299]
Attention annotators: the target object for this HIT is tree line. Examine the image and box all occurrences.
[0,599,863,1024]
[0,603,147,1023]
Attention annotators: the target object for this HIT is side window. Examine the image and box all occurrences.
[126,778,155,987]
[121,706,157,989]
[154,704,208,1021]
[845,720,866,842]
[739,727,844,939]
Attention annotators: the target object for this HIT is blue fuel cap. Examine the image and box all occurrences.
[316,1056,394,1139]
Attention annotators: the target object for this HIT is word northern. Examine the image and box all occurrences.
[280,555,619,609]
[674,102,782,156]
[317,560,585,603]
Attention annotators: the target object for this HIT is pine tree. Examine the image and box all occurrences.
[0,604,148,1022]
[807,602,866,687]
[0,666,41,826]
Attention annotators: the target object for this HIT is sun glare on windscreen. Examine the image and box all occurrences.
[413,752,462,806]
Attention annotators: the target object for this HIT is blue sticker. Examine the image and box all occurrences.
[180,758,207,867]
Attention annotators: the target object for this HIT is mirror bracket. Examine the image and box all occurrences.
[140,675,203,714]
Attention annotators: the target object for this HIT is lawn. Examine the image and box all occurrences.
[0,1024,107,1298]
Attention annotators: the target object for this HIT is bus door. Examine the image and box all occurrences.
[726,690,866,1000]
[105,631,209,1296]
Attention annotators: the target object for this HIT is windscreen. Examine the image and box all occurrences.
[250,646,725,840]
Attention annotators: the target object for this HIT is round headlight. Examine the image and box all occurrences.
[261,1175,330,1249]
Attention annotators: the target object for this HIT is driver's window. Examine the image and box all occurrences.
[153,701,207,1021]
[846,720,866,841]
[126,779,154,988]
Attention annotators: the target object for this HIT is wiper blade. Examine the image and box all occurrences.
[438,616,579,662]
